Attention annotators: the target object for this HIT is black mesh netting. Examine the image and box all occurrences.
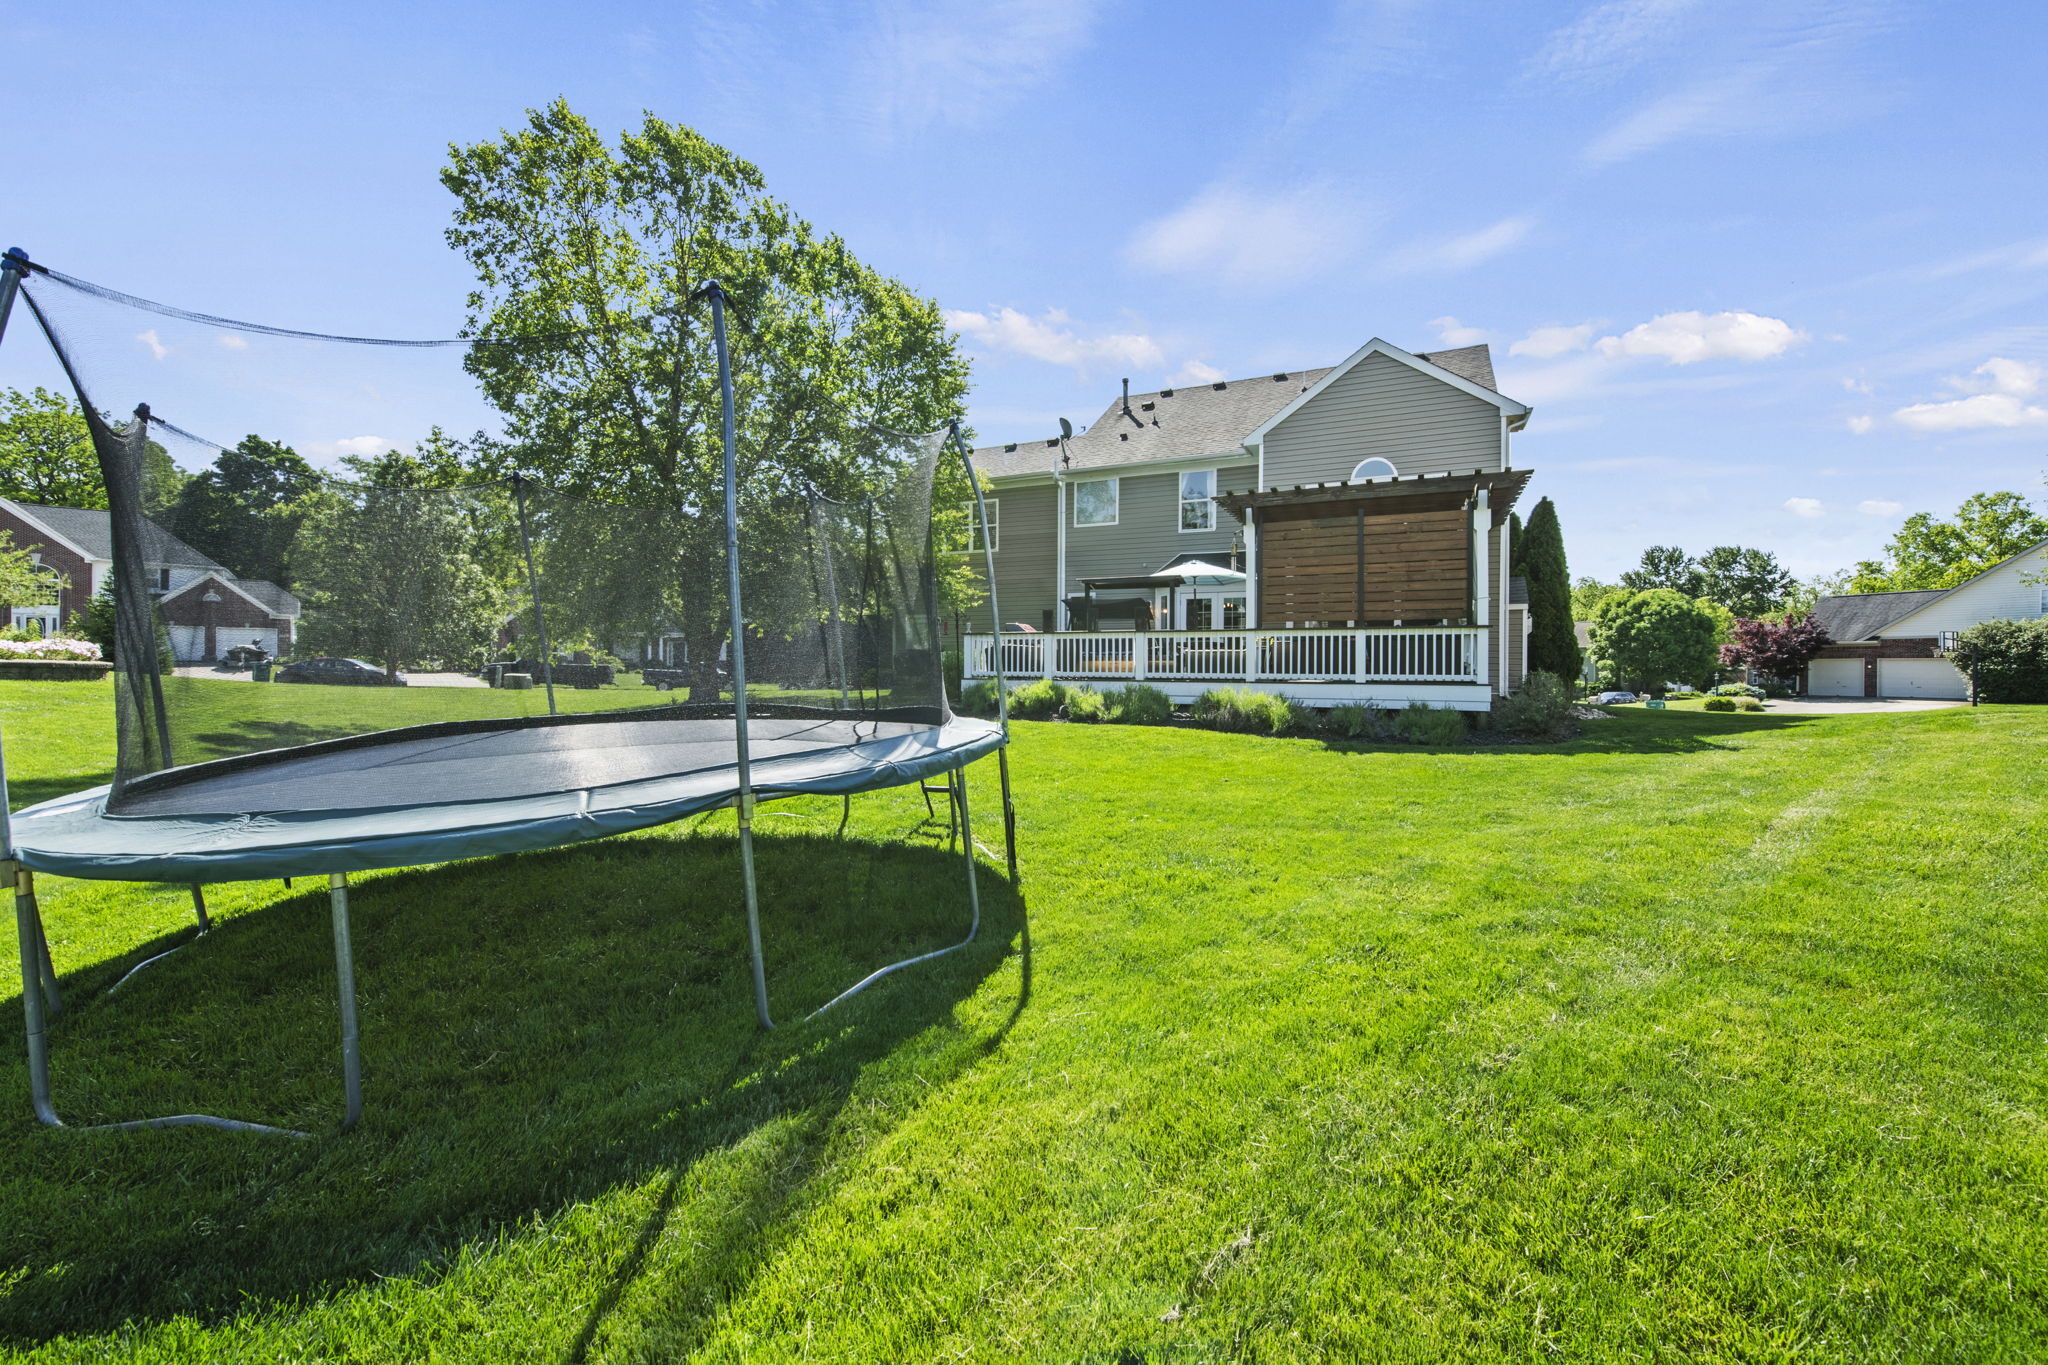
[10,266,970,814]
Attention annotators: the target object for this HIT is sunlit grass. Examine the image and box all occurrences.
[2,680,2044,1361]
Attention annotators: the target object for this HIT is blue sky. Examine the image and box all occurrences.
[4,0,2044,579]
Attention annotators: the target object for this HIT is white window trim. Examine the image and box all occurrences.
[1073,477,1119,527]
[1178,468,1217,533]
[1350,457,1398,481]
[948,497,999,554]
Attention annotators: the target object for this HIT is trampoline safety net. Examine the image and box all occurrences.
[10,264,981,819]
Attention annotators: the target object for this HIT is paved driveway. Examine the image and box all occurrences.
[1763,697,1967,714]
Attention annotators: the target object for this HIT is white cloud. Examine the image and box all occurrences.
[1429,316,1489,347]
[1890,357,2048,431]
[1846,414,1876,434]
[945,306,1164,375]
[856,0,1102,140]
[305,436,397,461]
[1126,180,1369,289]
[1387,215,1536,274]
[1857,499,1903,516]
[137,330,168,361]
[1595,310,1805,364]
[1510,322,1598,359]
[1841,376,1872,394]
[216,333,249,351]
[1784,497,1826,519]
[1172,359,1227,385]
[1531,0,1703,84]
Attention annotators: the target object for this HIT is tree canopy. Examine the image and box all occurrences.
[0,527,63,608]
[1619,543,1793,617]
[0,386,103,508]
[1721,613,1831,684]
[1518,497,1580,681]
[168,436,321,587]
[441,100,971,693]
[1849,492,2048,592]
[1589,589,1721,693]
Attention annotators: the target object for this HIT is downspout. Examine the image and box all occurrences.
[1054,438,1070,630]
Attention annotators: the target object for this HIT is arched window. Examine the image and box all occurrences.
[1350,457,1397,481]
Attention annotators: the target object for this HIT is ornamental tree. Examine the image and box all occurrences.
[1518,497,1581,682]
[1589,588,1721,693]
[1719,612,1831,685]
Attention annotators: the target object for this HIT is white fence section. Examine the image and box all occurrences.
[964,628,1485,687]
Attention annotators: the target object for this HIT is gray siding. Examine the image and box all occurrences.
[1261,352,1502,490]
[1063,463,1255,601]
[960,481,1058,633]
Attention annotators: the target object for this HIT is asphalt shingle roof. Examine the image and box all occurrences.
[970,344,1504,481]
[12,502,225,571]
[1810,589,1950,642]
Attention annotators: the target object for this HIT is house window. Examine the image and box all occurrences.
[157,567,171,591]
[947,497,999,554]
[1350,457,1397,481]
[1073,478,1118,527]
[1179,470,1216,531]
[1938,631,1960,652]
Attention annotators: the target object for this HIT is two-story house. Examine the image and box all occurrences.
[958,338,1535,710]
[0,498,301,660]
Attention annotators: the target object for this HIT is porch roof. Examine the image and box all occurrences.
[1214,468,1533,524]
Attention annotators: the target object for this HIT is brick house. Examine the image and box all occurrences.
[1803,537,2048,699]
[0,498,300,661]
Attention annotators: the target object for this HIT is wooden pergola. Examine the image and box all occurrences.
[1215,469,1532,628]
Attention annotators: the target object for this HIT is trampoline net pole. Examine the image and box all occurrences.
[704,282,773,1031]
[329,874,363,1129]
[952,422,1018,884]
[511,475,559,716]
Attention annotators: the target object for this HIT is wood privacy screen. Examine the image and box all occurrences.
[1257,502,1470,625]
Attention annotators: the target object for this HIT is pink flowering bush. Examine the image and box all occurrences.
[0,637,103,662]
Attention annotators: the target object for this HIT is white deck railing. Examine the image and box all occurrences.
[963,627,1485,686]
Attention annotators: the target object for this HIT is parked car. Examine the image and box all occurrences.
[1594,690,1638,705]
[276,657,406,686]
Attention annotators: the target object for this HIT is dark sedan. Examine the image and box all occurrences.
[275,657,406,686]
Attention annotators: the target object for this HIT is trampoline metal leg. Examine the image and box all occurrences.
[191,884,212,933]
[738,806,774,1030]
[997,747,1019,886]
[806,767,983,1020]
[330,874,363,1130]
[11,867,310,1137]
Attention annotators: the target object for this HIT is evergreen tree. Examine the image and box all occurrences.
[1519,497,1580,682]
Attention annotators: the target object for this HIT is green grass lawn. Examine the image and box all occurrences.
[2,680,2045,1361]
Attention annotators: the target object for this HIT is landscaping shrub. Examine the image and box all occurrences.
[1111,683,1173,725]
[1713,682,1764,699]
[1490,671,1575,740]
[1323,703,1374,739]
[1007,678,1069,719]
[1063,686,1111,722]
[1287,702,1324,735]
[1953,617,2048,703]
[1739,699,1765,712]
[1702,697,1738,711]
[1192,687,1293,735]
[1393,701,1467,745]
[941,647,963,702]
[959,679,1000,716]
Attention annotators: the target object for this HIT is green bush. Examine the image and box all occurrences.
[1063,686,1112,722]
[1007,678,1069,720]
[1713,682,1764,699]
[1111,683,1173,725]
[1738,699,1765,712]
[1490,671,1575,740]
[1192,687,1294,735]
[1392,701,1467,745]
[941,647,964,702]
[1702,697,1738,712]
[1323,703,1374,739]
[1287,702,1324,735]
[1954,618,2048,703]
[959,679,1000,716]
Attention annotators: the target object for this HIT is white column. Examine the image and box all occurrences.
[1472,490,1491,690]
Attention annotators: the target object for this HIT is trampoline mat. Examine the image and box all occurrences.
[11,715,1004,883]
[115,714,931,817]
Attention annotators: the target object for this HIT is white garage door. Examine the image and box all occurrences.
[1879,658,1969,700]
[1806,658,1864,697]
[168,625,206,662]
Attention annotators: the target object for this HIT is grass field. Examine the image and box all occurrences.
[3,680,2045,1361]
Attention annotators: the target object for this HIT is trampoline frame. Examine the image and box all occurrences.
[0,261,1020,1137]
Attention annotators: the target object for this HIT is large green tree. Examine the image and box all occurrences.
[441,100,970,695]
[1849,491,2048,592]
[0,387,185,515]
[168,436,322,586]
[294,450,508,680]
[1620,545,1701,598]
[1589,589,1721,694]
[1694,545,1795,617]
[1518,497,1580,682]
[0,527,63,609]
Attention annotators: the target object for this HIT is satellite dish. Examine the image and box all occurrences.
[1059,417,1074,440]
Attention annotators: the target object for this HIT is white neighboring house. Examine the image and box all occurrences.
[1803,538,2048,699]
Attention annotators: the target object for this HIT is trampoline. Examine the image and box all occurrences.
[0,248,1020,1138]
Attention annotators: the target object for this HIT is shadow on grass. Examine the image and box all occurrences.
[5,767,116,812]
[0,826,1026,1347]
